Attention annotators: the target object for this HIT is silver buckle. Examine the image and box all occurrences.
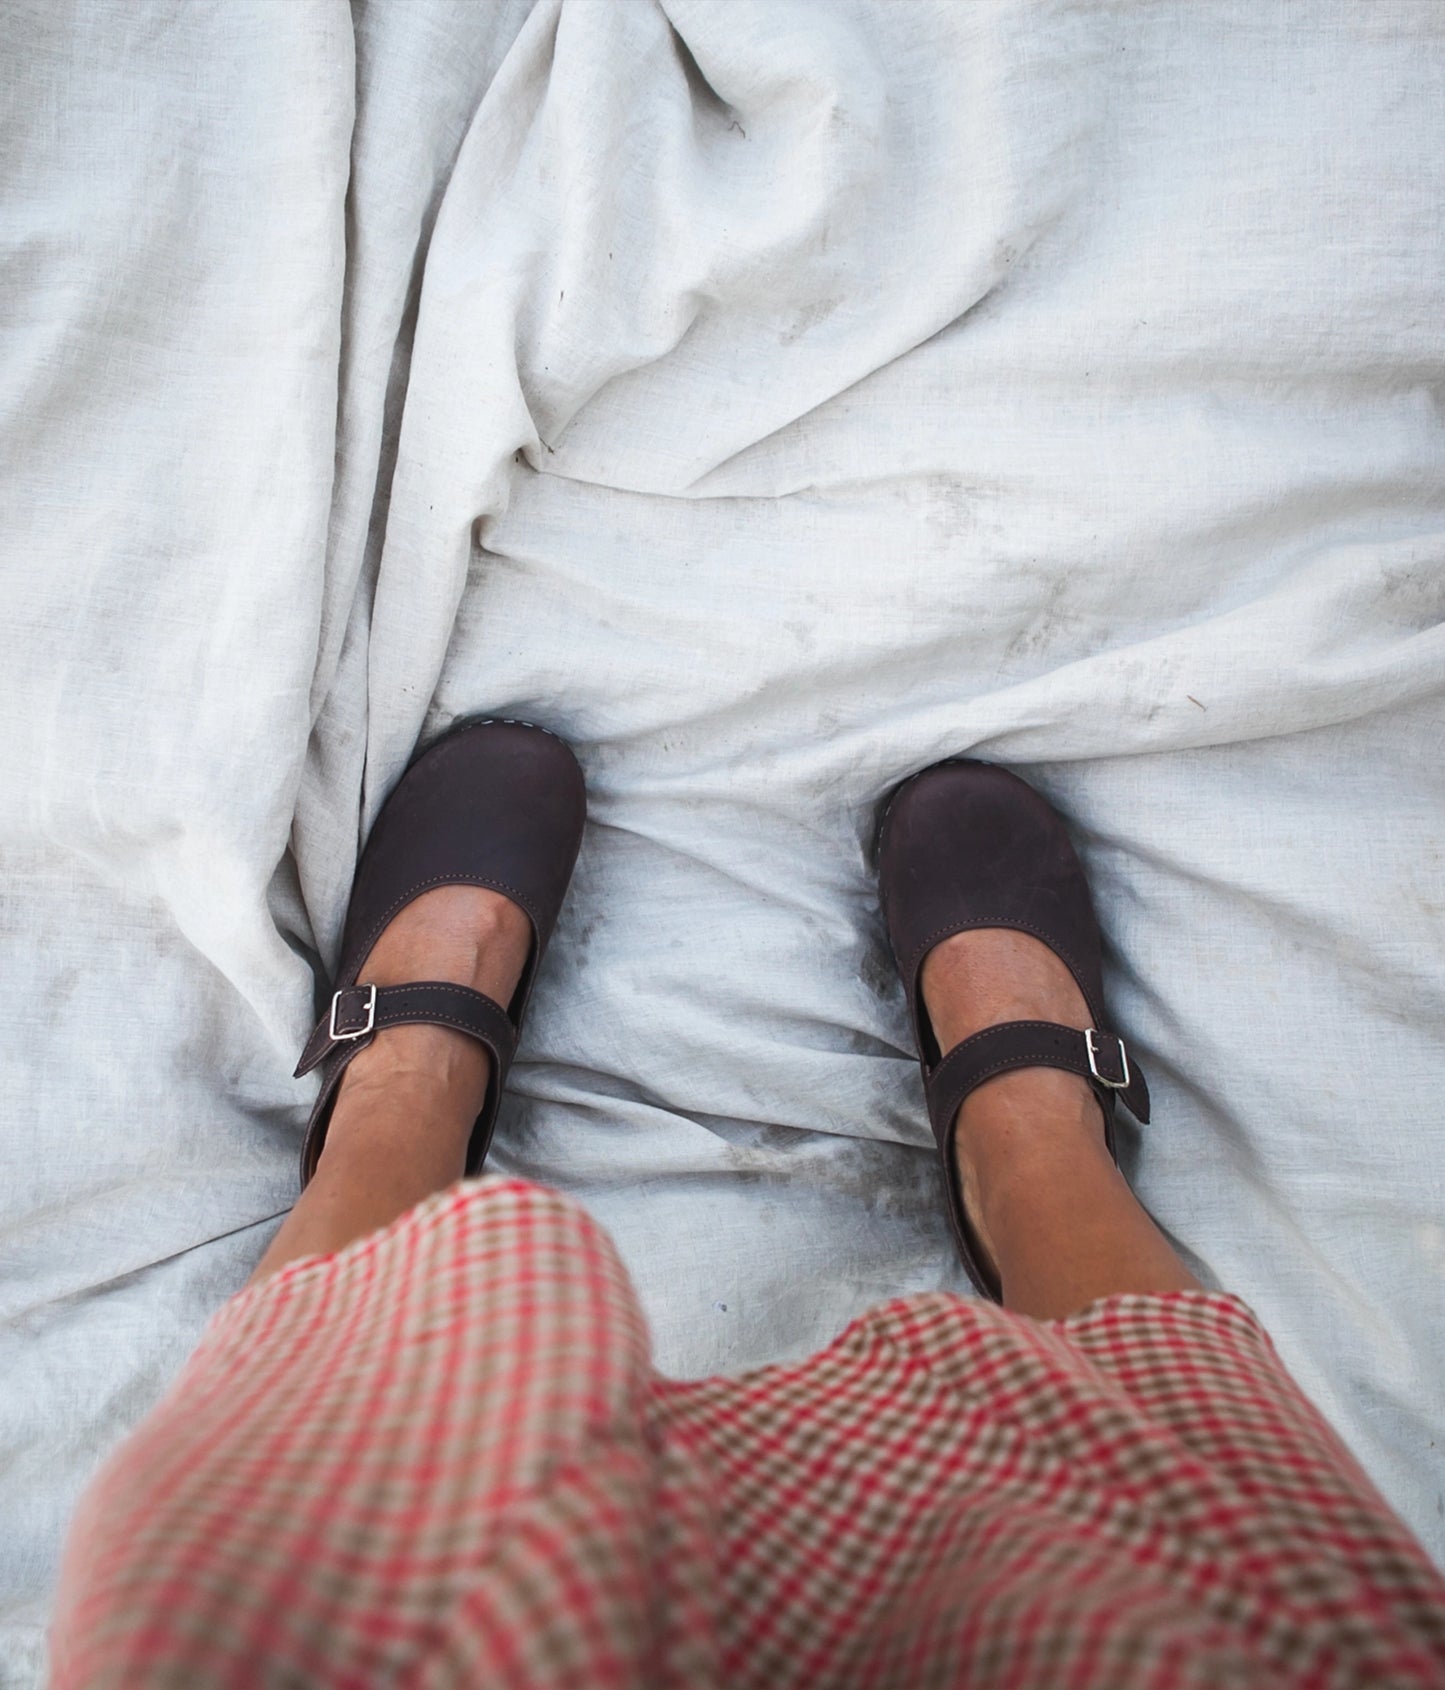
[329,984,377,1041]
[1085,1028,1130,1090]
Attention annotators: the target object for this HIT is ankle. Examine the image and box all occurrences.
[952,1069,1109,1233]
[331,1025,492,1138]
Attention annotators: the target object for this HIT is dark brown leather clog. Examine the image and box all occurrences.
[294,718,586,1187]
[877,759,1150,1299]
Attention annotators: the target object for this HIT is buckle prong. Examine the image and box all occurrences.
[1085,1028,1130,1090]
[329,984,377,1042]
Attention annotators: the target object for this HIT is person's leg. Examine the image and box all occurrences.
[52,1178,668,1690]
[921,927,1201,1321]
[249,882,532,1283]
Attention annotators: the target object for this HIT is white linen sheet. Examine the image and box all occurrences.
[2,1,1443,1681]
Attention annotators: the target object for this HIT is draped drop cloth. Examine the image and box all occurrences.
[3,2,1445,1682]
[49,1181,1445,1690]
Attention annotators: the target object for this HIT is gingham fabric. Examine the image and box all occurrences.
[50,1180,1445,1689]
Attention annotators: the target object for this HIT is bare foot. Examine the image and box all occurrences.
[324,885,533,1156]
[919,928,1109,1276]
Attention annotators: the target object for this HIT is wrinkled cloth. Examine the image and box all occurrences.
[51,1180,1445,1689]
[4,2,1445,1679]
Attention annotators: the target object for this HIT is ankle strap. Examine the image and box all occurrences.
[294,982,518,1079]
[924,1019,1150,1149]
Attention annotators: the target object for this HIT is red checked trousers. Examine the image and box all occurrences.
[51,1178,1445,1689]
